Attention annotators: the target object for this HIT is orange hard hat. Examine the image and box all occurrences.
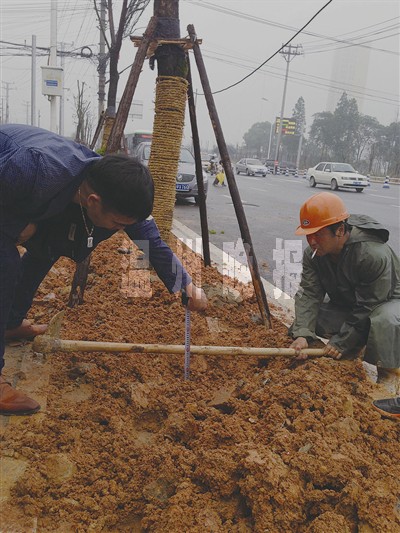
[295,192,349,235]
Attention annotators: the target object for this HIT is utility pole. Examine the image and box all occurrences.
[49,0,58,132]
[24,101,30,124]
[98,0,107,120]
[58,41,72,135]
[274,44,303,171]
[296,123,305,170]
[59,42,65,135]
[267,121,273,159]
[2,82,15,123]
[31,35,36,126]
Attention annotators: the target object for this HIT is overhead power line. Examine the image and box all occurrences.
[187,0,399,56]
[200,0,334,95]
[199,51,399,107]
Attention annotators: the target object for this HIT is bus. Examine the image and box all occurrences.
[124,130,153,154]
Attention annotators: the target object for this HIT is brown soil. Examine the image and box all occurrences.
[1,234,400,532]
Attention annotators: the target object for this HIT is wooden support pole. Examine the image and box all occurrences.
[186,55,211,266]
[90,110,105,150]
[187,25,272,327]
[106,16,157,154]
[67,256,90,308]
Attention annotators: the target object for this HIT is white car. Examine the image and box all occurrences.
[307,162,368,193]
[236,158,268,177]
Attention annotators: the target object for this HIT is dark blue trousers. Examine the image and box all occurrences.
[0,203,100,371]
[0,233,56,372]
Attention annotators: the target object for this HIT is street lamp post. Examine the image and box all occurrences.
[261,97,274,161]
[267,121,273,159]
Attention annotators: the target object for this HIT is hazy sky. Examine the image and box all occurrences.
[0,0,399,149]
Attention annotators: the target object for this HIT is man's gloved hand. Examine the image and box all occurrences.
[183,282,207,312]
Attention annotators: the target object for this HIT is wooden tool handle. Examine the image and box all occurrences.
[33,335,325,357]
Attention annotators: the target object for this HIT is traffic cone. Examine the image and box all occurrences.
[366,174,371,186]
[285,168,289,176]
[303,169,307,179]
[294,168,299,178]
[383,176,390,189]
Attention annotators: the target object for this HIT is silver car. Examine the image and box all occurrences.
[132,142,209,204]
[236,158,268,177]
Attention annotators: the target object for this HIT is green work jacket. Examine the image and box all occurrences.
[292,215,400,354]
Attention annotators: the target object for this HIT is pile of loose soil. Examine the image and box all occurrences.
[2,234,400,532]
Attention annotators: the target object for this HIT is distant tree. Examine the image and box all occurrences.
[242,94,399,176]
[93,0,150,148]
[73,81,93,145]
[282,96,306,162]
[292,96,306,129]
[308,111,335,160]
[354,114,381,165]
[375,121,400,177]
[386,121,400,177]
[243,121,272,158]
[331,92,360,161]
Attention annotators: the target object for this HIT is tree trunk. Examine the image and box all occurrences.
[148,0,188,241]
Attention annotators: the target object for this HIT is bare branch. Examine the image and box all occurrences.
[123,0,150,37]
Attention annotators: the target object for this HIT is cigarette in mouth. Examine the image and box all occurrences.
[311,249,317,259]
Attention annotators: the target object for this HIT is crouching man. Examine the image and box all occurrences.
[0,124,207,416]
[289,192,400,415]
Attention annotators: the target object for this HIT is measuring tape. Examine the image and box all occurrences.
[181,291,191,380]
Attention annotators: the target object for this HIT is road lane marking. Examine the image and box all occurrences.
[368,193,399,200]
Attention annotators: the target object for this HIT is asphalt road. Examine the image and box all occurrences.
[174,173,400,286]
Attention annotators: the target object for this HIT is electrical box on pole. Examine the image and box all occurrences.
[41,66,64,97]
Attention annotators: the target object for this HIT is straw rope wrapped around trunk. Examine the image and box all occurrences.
[100,115,115,153]
[148,75,188,241]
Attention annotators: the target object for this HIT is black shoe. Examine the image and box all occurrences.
[372,397,400,419]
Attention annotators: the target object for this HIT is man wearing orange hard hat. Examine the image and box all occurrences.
[289,192,400,419]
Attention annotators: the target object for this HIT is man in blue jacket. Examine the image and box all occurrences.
[0,124,207,416]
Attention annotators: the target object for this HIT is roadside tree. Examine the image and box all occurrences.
[331,92,360,162]
[282,96,306,164]
[73,81,94,146]
[243,121,273,158]
[375,121,400,177]
[93,0,150,149]
[354,114,381,171]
